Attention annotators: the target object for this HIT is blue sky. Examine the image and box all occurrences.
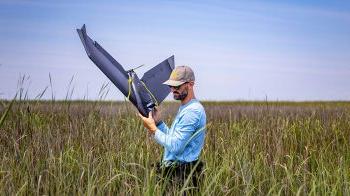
[0,0,349,101]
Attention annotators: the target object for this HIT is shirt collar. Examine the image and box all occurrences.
[179,98,197,111]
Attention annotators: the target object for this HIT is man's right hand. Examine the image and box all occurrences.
[138,112,157,134]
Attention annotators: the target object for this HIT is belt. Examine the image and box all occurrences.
[162,160,200,167]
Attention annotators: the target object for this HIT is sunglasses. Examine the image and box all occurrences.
[168,82,188,90]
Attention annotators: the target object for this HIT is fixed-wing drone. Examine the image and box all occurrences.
[77,25,174,117]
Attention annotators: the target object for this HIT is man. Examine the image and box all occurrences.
[138,65,206,189]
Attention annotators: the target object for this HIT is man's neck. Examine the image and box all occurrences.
[181,93,195,105]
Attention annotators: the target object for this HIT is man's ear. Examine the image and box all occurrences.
[187,82,194,90]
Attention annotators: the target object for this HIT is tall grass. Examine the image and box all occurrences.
[0,78,349,195]
[0,100,349,195]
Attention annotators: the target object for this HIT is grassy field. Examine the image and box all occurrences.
[0,100,349,195]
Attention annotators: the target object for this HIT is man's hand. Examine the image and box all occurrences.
[138,111,157,134]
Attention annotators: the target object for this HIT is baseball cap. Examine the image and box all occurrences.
[163,66,195,87]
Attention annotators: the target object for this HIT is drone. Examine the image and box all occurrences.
[77,25,174,117]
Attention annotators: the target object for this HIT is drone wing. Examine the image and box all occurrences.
[141,56,175,104]
[77,24,136,103]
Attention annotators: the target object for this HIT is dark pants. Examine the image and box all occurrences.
[155,160,204,191]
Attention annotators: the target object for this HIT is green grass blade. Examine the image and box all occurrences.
[0,96,16,128]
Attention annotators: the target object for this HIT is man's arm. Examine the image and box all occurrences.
[156,121,170,134]
[153,109,200,154]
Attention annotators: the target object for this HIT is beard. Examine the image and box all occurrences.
[173,89,188,100]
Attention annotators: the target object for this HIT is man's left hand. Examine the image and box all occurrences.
[138,111,157,134]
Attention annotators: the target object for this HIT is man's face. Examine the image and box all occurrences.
[170,82,188,100]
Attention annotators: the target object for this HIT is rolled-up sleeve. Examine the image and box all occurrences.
[154,109,200,154]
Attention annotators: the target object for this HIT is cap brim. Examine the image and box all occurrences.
[163,80,185,87]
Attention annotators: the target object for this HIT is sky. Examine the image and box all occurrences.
[0,0,349,101]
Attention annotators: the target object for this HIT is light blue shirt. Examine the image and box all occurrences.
[154,99,206,163]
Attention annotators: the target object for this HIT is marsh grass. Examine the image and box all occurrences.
[0,77,349,195]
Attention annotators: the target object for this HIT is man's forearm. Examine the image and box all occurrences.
[156,121,169,134]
